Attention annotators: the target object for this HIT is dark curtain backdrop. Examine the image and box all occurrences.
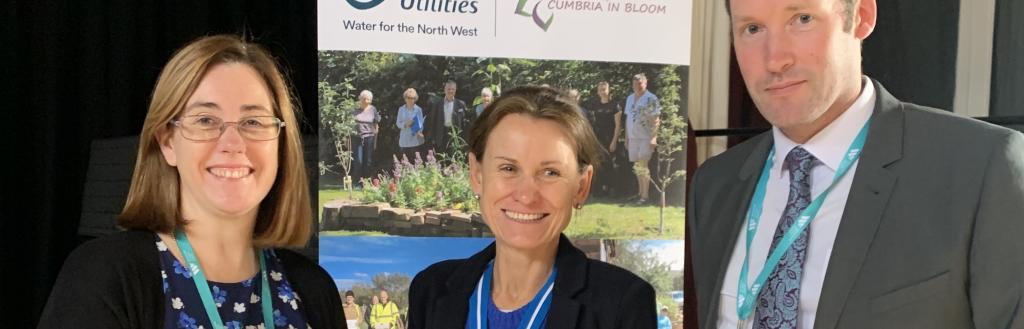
[991,0,1024,132]
[861,0,961,111]
[2,1,317,327]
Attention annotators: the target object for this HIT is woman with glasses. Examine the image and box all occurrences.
[39,35,344,328]
[396,88,425,162]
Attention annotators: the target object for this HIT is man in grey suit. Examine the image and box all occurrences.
[688,0,1024,328]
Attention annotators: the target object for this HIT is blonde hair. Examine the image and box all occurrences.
[118,34,311,248]
[403,88,418,100]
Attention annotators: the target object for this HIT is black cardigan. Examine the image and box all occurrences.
[407,235,657,329]
[38,230,345,328]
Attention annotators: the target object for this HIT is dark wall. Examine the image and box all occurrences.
[3,1,317,327]
[862,0,960,111]
[991,0,1024,131]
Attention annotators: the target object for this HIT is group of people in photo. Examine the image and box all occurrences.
[341,289,404,329]
[344,73,666,204]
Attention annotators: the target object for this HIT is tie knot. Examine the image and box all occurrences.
[785,146,817,175]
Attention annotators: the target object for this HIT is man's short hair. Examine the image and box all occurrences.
[444,80,457,88]
[632,73,647,82]
[724,0,856,31]
[345,290,355,298]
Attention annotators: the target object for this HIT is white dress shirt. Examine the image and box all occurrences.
[717,78,876,329]
[443,99,454,127]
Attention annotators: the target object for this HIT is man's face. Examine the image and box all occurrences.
[379,291,389,303]
[631,78,646,94]
[444,83,457,99]
[730,0,873,134]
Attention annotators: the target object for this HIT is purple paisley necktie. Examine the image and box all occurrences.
[754,146,817,329]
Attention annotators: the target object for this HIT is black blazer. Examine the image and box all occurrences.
[407,234,657,329]
[426,97,469,148]
[39,230,345,329]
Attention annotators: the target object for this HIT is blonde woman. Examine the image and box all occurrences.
[396,87,425,161]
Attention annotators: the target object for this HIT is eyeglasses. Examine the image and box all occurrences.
[170,115,285,142]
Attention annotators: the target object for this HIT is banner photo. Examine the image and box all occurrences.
[318,0,690,327]
[318,0,691,65]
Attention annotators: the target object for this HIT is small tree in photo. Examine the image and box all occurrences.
[635,66,688,235]
[319,80,358,197]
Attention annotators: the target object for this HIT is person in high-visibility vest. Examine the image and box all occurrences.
[369,289,400,329]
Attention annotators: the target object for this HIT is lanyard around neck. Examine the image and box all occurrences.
[735,119,871,326]
[467,262,557,329]
[174,229,274,329]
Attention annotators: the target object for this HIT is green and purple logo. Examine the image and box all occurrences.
[515,0,554,31]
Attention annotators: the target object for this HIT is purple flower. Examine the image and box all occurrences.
[172,260,193,279]
[177,312,198,329]
[274,309,288,326]
[401,154,411,166]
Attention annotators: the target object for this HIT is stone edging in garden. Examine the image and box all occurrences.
[321,200,492,237]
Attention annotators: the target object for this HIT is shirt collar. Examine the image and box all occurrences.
[771,77,876,177]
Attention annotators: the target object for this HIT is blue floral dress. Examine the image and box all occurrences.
[155,234,310,329]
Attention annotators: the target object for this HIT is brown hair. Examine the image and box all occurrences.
[468,86,603,172]
[724,0,857,32]
[118,34,311,248]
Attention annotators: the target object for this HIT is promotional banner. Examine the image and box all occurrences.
[318,0,690,327]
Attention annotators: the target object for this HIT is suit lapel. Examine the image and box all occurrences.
[433,242,494,329]
[545,235,585,328]
[702,134,773,329]
[813,80,903,329]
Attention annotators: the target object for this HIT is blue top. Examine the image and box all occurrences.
[657,314,672,329]
[624,90,661,139]
[396,104,426,148]
[487,302,547,329]
[155,234,309,329]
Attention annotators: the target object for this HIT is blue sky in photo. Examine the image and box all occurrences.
[319,236,686,290]
[641,240,686,271]
[319,236,494,290]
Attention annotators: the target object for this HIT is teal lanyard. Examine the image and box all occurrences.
[467,262,556,329]
[174,229,275,329]
[735,119,871,327]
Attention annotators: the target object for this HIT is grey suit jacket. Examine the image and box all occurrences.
[688,80,1024,329]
